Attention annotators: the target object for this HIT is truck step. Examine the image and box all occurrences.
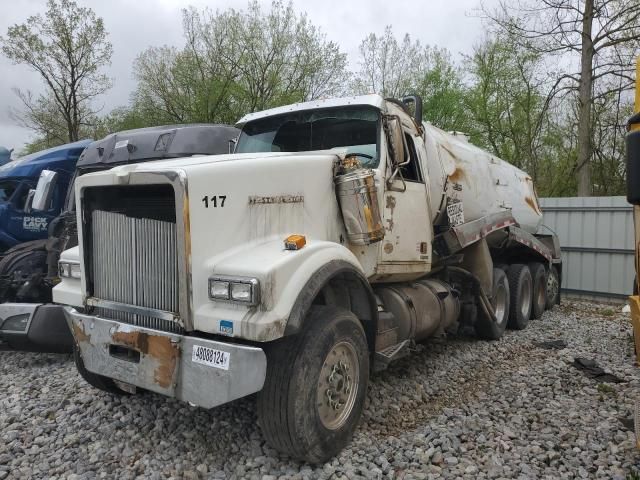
[373,340,410,372]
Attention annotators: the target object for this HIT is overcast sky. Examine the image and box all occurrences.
[0,0,496,153]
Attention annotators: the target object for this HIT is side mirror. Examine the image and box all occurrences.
[386,116,405,166]
[24,189,35,214]
[402,95,423,124]
[32,169,58,212]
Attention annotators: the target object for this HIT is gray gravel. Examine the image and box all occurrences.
[2,300,640,479]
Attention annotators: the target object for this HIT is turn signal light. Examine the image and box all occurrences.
[284,234,306,250]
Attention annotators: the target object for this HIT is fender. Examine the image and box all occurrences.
[193,239,373,342]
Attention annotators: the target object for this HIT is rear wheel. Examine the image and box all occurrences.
[257,306,369,463]
[73,344,127,395]
[546,265,560,310]
[529,262,547,320]
[476,268,510,340]
[507,264,533,330]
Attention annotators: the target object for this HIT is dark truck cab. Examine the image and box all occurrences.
[0,125,239,352]
[0,140,90,251]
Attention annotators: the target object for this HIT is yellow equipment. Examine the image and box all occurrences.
[627,57,640,449]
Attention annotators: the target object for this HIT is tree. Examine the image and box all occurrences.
[353,26,468,132]
[131,1,348,125]
[484,0,640,196]
[1,0,113,143]
[466,35,557,183]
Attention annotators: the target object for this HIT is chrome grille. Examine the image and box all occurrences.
[91,209,181,333]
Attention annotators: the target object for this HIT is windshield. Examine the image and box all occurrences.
[236,106,380,167]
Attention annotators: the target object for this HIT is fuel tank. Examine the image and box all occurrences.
[422,124,543,234]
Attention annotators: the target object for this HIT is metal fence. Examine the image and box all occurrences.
[539,196,634,301]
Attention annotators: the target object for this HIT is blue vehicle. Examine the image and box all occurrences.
[0,140,91,251]
[0,126,238,352]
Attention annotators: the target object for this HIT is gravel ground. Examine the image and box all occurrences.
[2,300,640,479]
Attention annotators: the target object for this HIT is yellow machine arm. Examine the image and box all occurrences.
[628,57,640,450]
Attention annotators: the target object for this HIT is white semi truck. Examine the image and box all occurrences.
[53,94,561,462]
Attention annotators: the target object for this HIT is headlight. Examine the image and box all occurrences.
[59,261,81,279]
[208,276,260,306]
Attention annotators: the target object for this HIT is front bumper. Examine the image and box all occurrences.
[0,303,73,353]
[64,307,267,409]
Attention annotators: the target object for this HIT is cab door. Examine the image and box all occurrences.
[378,127,432,273]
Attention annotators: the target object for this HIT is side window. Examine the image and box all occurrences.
[0,180,18,203]
[399,133,423,183]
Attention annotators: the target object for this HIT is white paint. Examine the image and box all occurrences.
[56,94,546,342]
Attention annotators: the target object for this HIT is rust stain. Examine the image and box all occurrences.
[448,166,465,183]
[384,242,394,254]
[525,196,542,215]
[111,331,179,388]
[72,322,91,344]
[385,195,396,213]
[386,218,394,232]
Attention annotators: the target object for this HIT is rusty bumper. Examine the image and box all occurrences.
[64,307,266,409]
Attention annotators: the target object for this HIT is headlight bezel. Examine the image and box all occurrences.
[59,261,81,279]
[208,275,260,306]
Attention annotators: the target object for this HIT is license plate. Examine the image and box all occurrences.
[447,201,465,227]
[192,345,230,370]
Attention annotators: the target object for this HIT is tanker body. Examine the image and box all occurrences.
[57,94,561,463]
[423,123,542,234]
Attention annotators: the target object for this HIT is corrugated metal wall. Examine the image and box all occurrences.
[539,196,634,301]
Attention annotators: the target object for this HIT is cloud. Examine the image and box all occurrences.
[1,0,493,151]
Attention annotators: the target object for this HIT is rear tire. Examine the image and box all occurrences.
[476,268,510,340]
[507,264,533,330]
[529,262,547,320]
[73,344,127,395]
[257,306,369,463]
[545,265,560,310]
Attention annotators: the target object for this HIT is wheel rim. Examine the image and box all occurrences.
[547,271,559,302]
[317,341,359,430]
[520,276,532,318]
[493,283,508,326]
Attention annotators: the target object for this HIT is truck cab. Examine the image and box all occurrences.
[0,140,90,251]
[56,95,561,462]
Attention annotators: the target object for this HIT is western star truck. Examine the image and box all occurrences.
[55,94,562,462]
[0,125,238,352]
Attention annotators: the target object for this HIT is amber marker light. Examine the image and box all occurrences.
[284,234,306,250]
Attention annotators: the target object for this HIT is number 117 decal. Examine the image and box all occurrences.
[202,195,226,208]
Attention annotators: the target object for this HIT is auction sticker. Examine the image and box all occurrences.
[192,345,230,370]
[446,201,465,227]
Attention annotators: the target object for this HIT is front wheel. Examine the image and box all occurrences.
[257,306,369,463]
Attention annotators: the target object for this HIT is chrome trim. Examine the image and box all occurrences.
[86,298,179,322]
[78,170,193,330]
[208,275,260,306]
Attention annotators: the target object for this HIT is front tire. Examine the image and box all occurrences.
[257,306,369,463]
